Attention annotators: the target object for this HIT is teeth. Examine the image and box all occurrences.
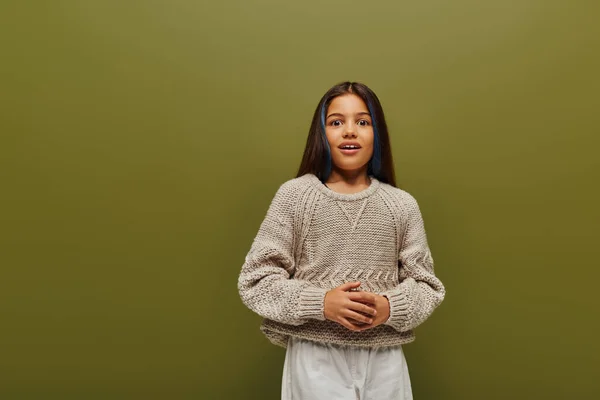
[342,145,359,149]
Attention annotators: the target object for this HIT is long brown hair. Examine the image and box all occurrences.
[296,81,397,187]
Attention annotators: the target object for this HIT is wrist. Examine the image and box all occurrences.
[382,294,391,323]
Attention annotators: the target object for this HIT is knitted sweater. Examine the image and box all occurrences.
[237,173,445,349]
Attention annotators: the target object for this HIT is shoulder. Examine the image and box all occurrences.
[277,173,314,194]
[378,183,427,231]
[267,174,317,211]
[272,173,316,201]
[377,181,420,210]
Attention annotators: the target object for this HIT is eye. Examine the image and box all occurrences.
[358,119,371,126]
[330,120,342,127]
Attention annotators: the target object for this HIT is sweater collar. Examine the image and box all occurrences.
[305,173,380,201]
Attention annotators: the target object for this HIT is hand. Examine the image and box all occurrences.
[323,282,378,332]
[354,293,390,330]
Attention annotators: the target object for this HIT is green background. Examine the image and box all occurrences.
[1,1,599,399]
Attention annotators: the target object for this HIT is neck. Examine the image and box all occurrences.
[326,167,370,186]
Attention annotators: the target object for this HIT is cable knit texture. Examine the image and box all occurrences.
[238,173,445,349]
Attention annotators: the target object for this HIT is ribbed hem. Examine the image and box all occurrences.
[382,288,412,330]
[298,286,328,321]
[261,318,416,349]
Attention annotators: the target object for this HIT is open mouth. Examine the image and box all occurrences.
[338,144,361,154]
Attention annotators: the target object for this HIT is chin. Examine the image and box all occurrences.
[335,162,370,172]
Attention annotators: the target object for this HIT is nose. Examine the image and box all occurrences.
[343,123,357,138]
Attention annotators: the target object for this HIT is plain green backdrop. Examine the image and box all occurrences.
[1,1,599,399]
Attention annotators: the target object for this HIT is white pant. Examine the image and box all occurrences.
[281,336,413,400]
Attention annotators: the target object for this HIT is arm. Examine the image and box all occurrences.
[380,193,446,332]
[237,182,328,326]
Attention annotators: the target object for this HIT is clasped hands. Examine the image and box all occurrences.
[323,281,390,332]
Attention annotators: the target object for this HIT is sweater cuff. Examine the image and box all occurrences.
[382,288,412,329]
[298,286,328,321]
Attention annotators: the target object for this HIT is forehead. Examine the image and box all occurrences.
[327,94,369,114]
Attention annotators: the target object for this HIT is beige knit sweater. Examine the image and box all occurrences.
[237,173,445,348]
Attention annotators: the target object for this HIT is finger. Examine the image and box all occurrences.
[346,300,377,316]
[338,281,361,291]
[355,324,372,331]
[347,318,366,325]
[344,310,373,325]
[347,319,373,332]
[338,317,362,331]
[348,292,377,304]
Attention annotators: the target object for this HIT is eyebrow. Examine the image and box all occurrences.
[326,112,371,119]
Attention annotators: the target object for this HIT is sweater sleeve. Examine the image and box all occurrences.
[380,193,446,332]
[237,182,328,326]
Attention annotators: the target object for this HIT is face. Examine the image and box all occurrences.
[324,94,374,176]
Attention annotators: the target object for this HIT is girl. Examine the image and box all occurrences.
[238,81,445,400]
